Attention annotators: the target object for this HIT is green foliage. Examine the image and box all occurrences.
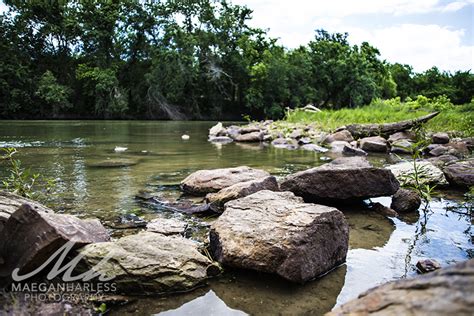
[0,1,472,120]
[284,96,473,136]
[1,148,55,199]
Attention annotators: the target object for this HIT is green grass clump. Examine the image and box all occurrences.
[284,96,474,136]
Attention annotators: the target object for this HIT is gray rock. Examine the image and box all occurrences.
[329,141,351,153]
[234,131,263,142]
[342,145,368,156]
[206,176,279,212]
[79,232,218,295]
[297,137,312,145]
[0,191,52,233]
[429,145,451,157]
[391,188,422,213]
[443,159,474,187]
[0,204,109,282]
[272,138,299,150]
[322,130,354,144]
[387,161,448,186]
[328,259,474,316]
[280,157,399,202]
[444,141,470,157]
[359,136,388,153]
[289,129,304,139]
[301,144,328,153]
[388,131,416,143]
[240,126,261,134]
[146,217,187,236]
[180,166,270,195]
[87,158,139,168]
[210,190,349,283]
[208,136,233,143]
[391,139,414,154]
[209,122,227,137]
[432,132,450,144]
[427,154,459,167]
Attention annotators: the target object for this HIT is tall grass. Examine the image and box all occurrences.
[284,96,474,136]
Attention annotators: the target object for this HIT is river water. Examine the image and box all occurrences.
[0,120,472,315]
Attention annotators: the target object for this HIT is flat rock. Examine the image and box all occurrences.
[443,159,474,187]
[206,176,279,212]
[359,136,388,153]
[79,232,219,295]
[280,157,399,202]
[388,131,416,143]
[0,191,52,233]
[301,144,328,153]
[328,259,474,316]
[342,145,367,156]
[146,217,187,235]
[322,130,354,144]
[234,131,263,142]
[0,204,109,282]
[391,188,421,213]
[387,161,448,186]
[180,166,270,195]
[210,190,349,283]
[432,132,450,144]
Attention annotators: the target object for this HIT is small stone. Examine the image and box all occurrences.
[371,202,398,217]
[432,132,450,144]
[322,130,354,144]
[301,144,328,153]
[342,145,368,156]
[391,188,422,213]
[234,131,263,142]
[359,136,388,153]
[416,259,441,273]
[391,139,414,154]
[208,136,233,143]
[298,137,312,145]
[388,131,416,143]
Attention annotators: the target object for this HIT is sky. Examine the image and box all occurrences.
[0,1,472,73]
[232,0,474,72]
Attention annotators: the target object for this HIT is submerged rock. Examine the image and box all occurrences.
[0,204,109,282]
[79,232,219,295]
[387,161,448,186]
[208,136,233,144]
[416,259,442,274]
[87,158,139,168]
[280,157,399,202]
[443,159,474,187]
[391,188,421,213]
[180,166,270,195]
[210,190,349,283]
[328,259,474,316]
[0,191,52,233]
[359,136,388,153]
[206,176,279,212]
[371,202,398,217]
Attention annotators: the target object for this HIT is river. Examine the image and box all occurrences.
[0,120,472,315]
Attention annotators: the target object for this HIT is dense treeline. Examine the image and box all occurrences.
[0,0,472,120]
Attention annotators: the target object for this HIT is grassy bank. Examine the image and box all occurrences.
[283,96,474,136]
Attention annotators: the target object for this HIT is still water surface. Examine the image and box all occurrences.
[0,121,472,315]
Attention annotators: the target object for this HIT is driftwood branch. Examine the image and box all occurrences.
[343,112,440,139]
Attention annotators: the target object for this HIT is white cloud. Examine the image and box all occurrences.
[232,0,474,72]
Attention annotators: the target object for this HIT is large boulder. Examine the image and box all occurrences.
[206,176,279,212]
[443,159,474,187]
[180,166,270,195]
[322,130,354,144]
[210,190,349,283]
[280,157,399,202]
[391,188,422,213]
[0,191,52,232]
[387,161,448,186]
[359,136,388,153]
[327,259,474,316]
[0,204,109,282]
[79,232,219,295]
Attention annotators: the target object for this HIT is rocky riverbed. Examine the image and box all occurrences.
[0,120,472,315]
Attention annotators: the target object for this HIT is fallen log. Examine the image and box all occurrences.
[342,112,440,139]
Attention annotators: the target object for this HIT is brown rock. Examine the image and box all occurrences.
[322,130,354,144]
[388,131,416,143]
[342,145,368,156]
[371,202,398,217]
[359,136,388,153]
[391,188,422,213]
[206,176,279,212]
[180,166,270,195]
[432,132,450,144]
[146,217,187,236]
[0,191,52,233]
[443,159,474,187]
[280,157,399,202]
[327,259,474,316]
[416,259,442,273]
[210,190,349,283]
[0,204,109,282]
[234,131,264,142]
